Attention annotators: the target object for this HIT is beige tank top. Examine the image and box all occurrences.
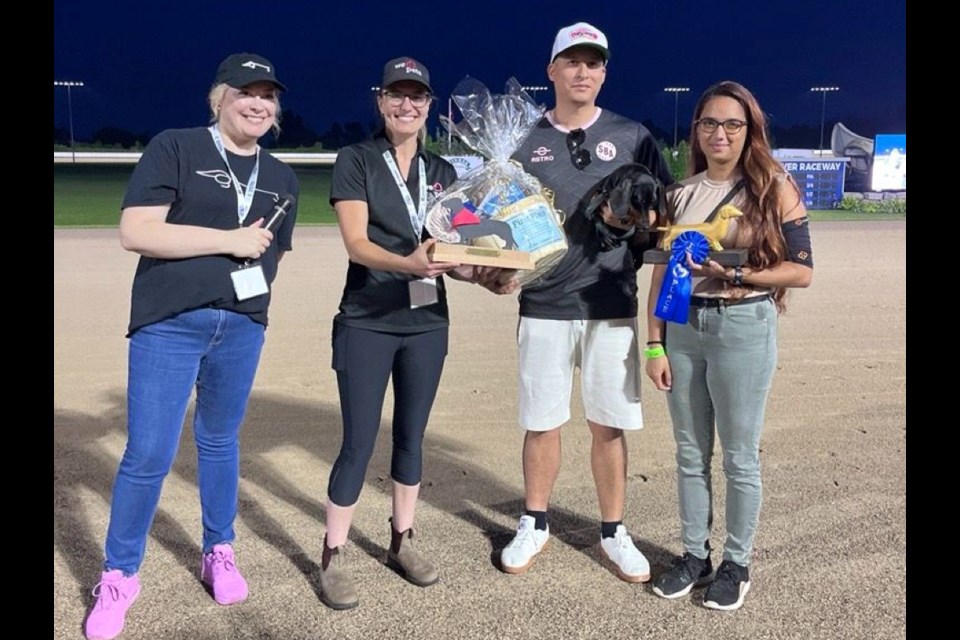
[666,171,775,299]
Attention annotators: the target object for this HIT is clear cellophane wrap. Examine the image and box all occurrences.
[426,77,568,286]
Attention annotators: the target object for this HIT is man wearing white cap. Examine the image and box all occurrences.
[503,22,674,583]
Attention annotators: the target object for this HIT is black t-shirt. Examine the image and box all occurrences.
[123,127,299,335]
[329,131,458,333]
[513,109,675,320]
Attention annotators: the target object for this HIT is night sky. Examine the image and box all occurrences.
[53,0,906,146]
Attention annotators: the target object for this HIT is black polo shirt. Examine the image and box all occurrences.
[330,130,458,333]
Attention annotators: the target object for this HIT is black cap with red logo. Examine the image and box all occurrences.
[381,57,432,93]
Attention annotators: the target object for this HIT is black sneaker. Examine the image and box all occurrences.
[652,552,713,599]
[703,560,751,611]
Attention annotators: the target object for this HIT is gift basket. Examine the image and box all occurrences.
[426,77,568,286]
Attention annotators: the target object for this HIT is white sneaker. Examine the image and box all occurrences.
[500,515,550,574]
[599,524,650,583]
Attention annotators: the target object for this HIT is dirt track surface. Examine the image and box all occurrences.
[54,222,906,640]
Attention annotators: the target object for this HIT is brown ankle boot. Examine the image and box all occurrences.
[386,521,439,587]
[320,539,359,610]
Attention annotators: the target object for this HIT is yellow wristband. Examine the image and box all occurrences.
[643,345,666,359]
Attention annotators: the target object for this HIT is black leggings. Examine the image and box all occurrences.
[327,323,448,506]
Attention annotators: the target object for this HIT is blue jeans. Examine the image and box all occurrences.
[665,299,778,566]
[104,308,265,575]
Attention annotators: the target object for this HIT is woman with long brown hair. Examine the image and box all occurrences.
[645,81,813,610]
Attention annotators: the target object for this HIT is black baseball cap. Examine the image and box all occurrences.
[381,57,432,93]
[215,53,287,91]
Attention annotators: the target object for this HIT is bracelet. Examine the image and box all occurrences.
[731,266,745,287]
[643,345,666,359]
[646,340,663,346]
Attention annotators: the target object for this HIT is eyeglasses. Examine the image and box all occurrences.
[566,128,592,170]
[695,118,748,134]
[381,90,431,108]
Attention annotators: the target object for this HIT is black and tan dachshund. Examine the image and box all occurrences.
[579,163,664,251]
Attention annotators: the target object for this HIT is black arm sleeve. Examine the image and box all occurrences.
[781,216,813,267]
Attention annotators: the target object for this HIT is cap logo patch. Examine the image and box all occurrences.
[394,60,424,77]
[241,60,271,72]
[570,29,598,40]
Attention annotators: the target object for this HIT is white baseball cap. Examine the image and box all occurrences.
[550,22,610,62]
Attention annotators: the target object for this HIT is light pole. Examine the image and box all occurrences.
[54,80,85,162]
[663,87,689,148]
[447,97,453,150]
[810,86,839,157]
[521,85,549,104]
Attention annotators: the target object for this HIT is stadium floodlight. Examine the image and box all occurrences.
[663,87,690,148]
[810,87,840,156]
[54,80,85,162]
[520,85,549,103]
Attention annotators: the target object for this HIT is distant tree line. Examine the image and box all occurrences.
[53,109,382,151]
[54,109,845,152]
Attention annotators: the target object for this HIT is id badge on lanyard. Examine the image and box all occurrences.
[210,126,269,300]
[382,150,437,308]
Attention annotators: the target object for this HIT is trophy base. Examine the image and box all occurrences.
[643,248,748,267]
[429,242,535,270]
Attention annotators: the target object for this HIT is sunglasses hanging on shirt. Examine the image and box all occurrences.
[566,128,592,170]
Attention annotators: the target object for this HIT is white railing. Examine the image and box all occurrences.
[54,151,339,165]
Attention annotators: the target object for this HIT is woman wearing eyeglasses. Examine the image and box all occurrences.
[318,56,507,610]
[645,81,813,611]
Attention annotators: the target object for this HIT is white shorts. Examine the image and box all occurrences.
[517,317,643,432]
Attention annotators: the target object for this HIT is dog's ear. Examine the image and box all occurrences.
[607,179,632,220]
[582,188,608,219]
[581,171,615,219]
[630,173,662,214]
[648,181,663,226]
[626,172,664,230]
[649,178,663,213]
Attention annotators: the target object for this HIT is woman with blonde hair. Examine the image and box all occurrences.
[84,52,298,640]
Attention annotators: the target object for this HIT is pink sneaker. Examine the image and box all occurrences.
[84,570,141,640]
[201,543,249,605]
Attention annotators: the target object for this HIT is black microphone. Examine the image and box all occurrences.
[264,194,296,232]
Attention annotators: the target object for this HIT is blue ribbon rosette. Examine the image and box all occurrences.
[654,231,711,324]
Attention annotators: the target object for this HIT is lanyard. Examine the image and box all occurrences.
[382,150,427,240]
[209,125,260,226]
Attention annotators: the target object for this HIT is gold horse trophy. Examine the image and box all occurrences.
[643,204,748,266]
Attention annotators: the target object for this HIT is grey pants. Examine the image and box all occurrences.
[665,298,778,566]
